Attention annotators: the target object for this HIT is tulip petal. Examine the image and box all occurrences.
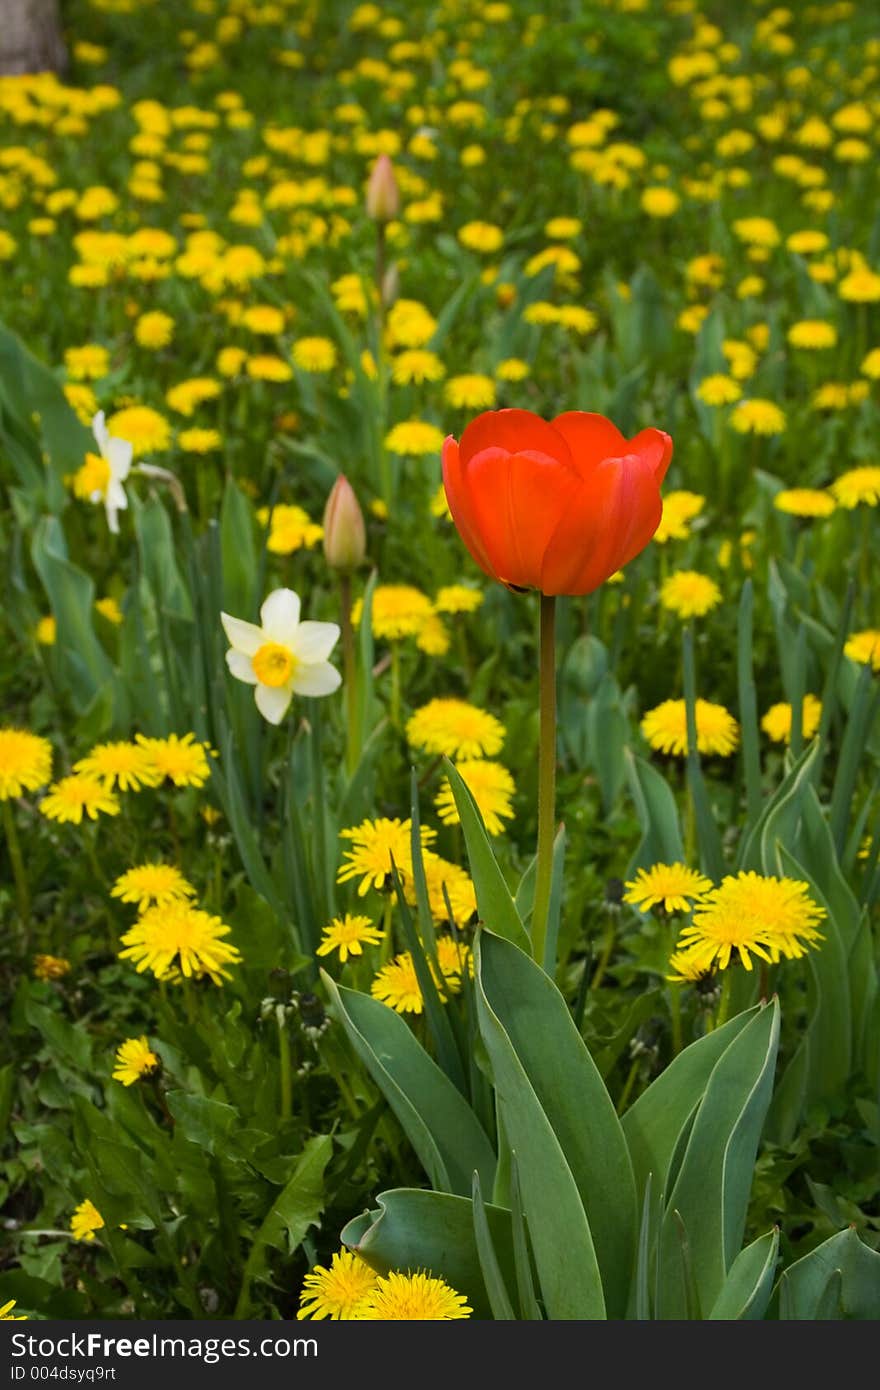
[458,409,574,470]
[550,412,629,477]
[629,427,674,483]
[541,453,661,595]
[442,436,496,578]
[466,446,578,590]
[260,588,301,643]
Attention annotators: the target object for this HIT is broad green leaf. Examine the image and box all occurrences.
[474,932,605,1319]
[777,844,851,1104]
[445,760,530,952]
[736,740,819,872]
[25,998,92,1071]
[708,1229,779,1320]
[342,1188,514,1322]
[472,1172,516,1319]
[323,974,495,1196]
[656,1001,780,1318]
[165,1092,238,1154]
[220,478,258,619]
[624,750,684,873]
[478,930,635,1317]
[622,1007,757,1200]
[682,626,724,881]
[31,516,118,716]
[737,579,762,826]
[777,1229,880,1320]
[235,1134,331,1315]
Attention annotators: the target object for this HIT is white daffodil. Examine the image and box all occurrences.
[221,588,341,725]
[86,411,133,534]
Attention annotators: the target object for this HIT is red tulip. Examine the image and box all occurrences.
[442,408,673,596]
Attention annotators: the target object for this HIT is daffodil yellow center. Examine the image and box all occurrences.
[252,641,296,687]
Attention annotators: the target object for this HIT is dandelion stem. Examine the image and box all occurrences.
[277,1005,292,1122]
[3,799,30,937]
[715,969,733,1028]
[531,593,557,971]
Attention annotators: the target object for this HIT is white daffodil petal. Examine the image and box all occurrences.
[292,620,341,664]
[108,436,133,481]
[92,411,109,456]
[107,479,128,511]
[226,649,258,685]
[260,587,301,644]
[255,681,294,724]
[221,612,264,656]
[291,661,342,697]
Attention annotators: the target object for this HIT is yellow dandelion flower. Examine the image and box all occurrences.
[64,344,110,381]
[654,491,705,543]
[74,740,162,791]
[384,420,444,455]
[761,695,822,744]
[337,817,436,896]
[33,954,71,981]
[111,863,197,910]
[119,903,241,983]
[666,948,716,984]
[641,698,739,758]
[95,597,124,625]
[292,337,338,373]
[624,863,713,914]
[40,775,120,824]
[354,1270,471,1319]
[679,872,825,970]
[414,856,478,926]
[641,186,680,217]
[773,488,836,518]
[112,1036,159,1086]
[730,399,786,436]
[844,630,880,671]
[415,613,451,656]
[407,697,505,760]
[371,951,436,1013]
[860,348,880,380]
[659,571,722,620]
[830,466,880,509]
[435,760,515,837]
[385,299,437,349]
[70,1199,105,1243]
[458,221,503,253]
[495,357,530,381]
[178,428,222,453]
[0,729,53,801]
[297,1250,378,1320]
[351,585,435,641]
[316,914,383,963]
[35,616,57,645]
[787,320,837,350]
[839,265,880,302]
[434,585,483,615]
[135,310,174,349]
[246,355,293,382]
[696,374,742,406]
[135,733,212,788]
[106,405,171,457]
[258,503,324,555]
[241,304,285,335]
[444,374,496,410]
[0,1299,27,1320]
[391,350,445,385]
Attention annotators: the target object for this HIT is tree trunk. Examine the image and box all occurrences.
[0,0,67,76]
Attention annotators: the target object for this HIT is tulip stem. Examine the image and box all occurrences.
[339,573,358,775]
[532,593,557,972]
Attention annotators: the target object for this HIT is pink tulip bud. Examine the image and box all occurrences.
[323,474,366,571]
[366,154,400,223]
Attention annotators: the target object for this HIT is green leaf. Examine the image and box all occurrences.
[682,625,724,881]
[736,740,819,872]
[25,998,93,1072]
[472,1172,516,1319]
[235,1134,331,1315]
[708,1229,779,1320]
[777,1229,880,1320]
[474,932,605,1319]
[342,1188,514,1321]
[220,478,258,619]
[445,760,530,952]
[624,750,684,873]
[323,974,495,1196]
[165,1092,238,1155]
[737,579,762,826]
[477,930,636,1316]
[31,516,118,717]
[621,1007,757,1200]
[656,1001,780,1318]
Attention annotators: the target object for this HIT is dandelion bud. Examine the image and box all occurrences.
[366,153,400,222]
[323,474,366,572]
